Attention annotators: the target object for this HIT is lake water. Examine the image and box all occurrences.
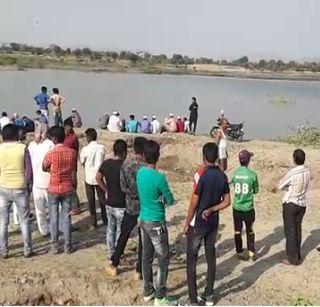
[0,69,319,139]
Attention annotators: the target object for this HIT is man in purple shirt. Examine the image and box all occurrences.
[138,116,151,134]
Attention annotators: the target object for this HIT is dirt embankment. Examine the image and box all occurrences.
[1,131,319,305]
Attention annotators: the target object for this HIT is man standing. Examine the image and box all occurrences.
[0,124,33,258]
[80,128,107,228]
[63,118,81,216]
[278,149,310,265]
[34,86,50,121]
[184,143,230,306]
[137,140,176,306]
[189,96,199,134]
[50,88,66,127]
[43,126,77,254]
[28,133,54,236]
[105,137,147,278]
[96,140,127,259]
[231,150,259,261]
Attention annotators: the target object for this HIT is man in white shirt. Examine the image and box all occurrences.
[0,112,11,132]
[107,111,122,133]
[80,128,107,227]
[151,115,161,134]
[278,149,310,266]
[28,134,55,236]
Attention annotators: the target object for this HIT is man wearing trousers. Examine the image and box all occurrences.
[80,128,107,228]
[279,149,310,265]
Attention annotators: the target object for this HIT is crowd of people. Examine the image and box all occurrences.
[99,97,199,135]
[0,89,314,305]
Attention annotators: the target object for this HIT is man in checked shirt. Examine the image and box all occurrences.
[43,126,77,254]
[278,149,310,266]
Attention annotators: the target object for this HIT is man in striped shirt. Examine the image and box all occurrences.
[278,149,310,266]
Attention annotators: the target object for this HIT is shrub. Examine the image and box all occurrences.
[285,125,320,147]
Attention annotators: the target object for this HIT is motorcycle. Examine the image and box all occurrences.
[210,121,244,142]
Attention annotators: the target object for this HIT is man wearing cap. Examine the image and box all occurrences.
[151,116,161,134]
[164,113,177,133]
[107,112,122,133]
[231,149,259,261]
[71,108,82,128]
[138,116,151,134]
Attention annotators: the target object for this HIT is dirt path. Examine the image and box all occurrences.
[0,132,319,305]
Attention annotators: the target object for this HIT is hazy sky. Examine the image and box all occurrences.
[1,0,320,60]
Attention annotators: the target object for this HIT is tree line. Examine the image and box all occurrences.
[1,42,320,72]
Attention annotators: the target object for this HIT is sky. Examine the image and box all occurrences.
[1,0,320,61]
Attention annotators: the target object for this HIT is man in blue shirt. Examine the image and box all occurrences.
[126,114,139,133]
[34,86,50,121]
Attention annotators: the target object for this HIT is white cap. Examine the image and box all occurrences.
[152,115,157,119]
[177,116,181,120]
[143,115,148,119]
[221,109,224,115]
[169,113,174,117]
[71,108,77,112]
[113,111,118,115]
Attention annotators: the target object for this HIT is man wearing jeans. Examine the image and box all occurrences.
[184,143,230,306]
[0,124,33,258]
[105,137,147,278]
[137,140,176,306]
[278,149,310,265]
[80,128,107,228]
[43,126,77,254]
[96,139,127,259]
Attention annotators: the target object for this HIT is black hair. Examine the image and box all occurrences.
[17,127,27,141]
[48,126,65,143]
[1,124,18,141]
[134,137,147,155]
[64,117,74,128]
[36,110,41,115]
[293,149,305,165]
[52,88,59,94]
[2,112,7,117]
[129,114,135,120]
[203,142,218,164]
[85,128,97,141]
[113,139,127,157]
[183,117,187,121]
[192,96,196,101]
[41,86,47,93]
[144,140,160,164]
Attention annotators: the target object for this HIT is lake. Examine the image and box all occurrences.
[0,69,319,139]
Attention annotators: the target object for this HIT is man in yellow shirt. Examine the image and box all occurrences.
[0,124,33,258]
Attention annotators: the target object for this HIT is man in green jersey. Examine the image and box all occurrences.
[231,149,259,261]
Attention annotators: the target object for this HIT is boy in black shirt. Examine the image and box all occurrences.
[96,139,127,259]
[184,143,230,305]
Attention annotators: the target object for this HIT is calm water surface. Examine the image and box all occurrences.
[0,69,319,138]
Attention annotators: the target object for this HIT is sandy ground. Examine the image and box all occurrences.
[0,131,319,305]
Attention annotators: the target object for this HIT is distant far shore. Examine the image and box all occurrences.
[2,63,320,82]
[1,52,320,82]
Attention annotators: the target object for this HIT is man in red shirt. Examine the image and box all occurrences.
[176,116,185,133]
[63,118,81,216]
[43,126,77,254]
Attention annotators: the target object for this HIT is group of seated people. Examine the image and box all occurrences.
[99,111,191,134]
